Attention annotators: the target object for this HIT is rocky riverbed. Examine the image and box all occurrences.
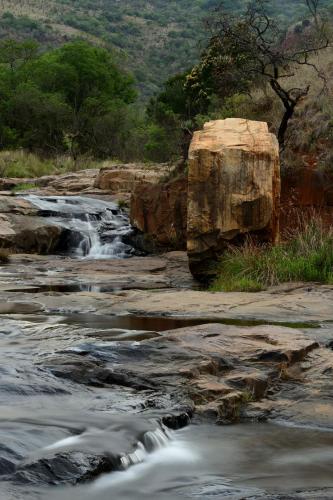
[0,176,333,499]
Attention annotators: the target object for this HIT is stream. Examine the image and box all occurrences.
[1,195,333,499]
[22,195,136,259]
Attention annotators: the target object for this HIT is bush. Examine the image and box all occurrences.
[210,218,333,292]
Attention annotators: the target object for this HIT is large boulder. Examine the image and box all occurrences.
[130,176,187,250]
[0,195,66,253]
[0,213,65,253]
[187,118,280,280]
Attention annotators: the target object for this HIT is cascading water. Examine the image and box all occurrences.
[120,427,172,469]
[22,195,136,259]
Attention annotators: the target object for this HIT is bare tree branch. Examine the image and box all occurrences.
[191,0,331,148]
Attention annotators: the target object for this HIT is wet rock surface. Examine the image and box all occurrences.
[0,248,333,498]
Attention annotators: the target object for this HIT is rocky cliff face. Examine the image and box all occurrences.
[187,118,280,280]
[130,176,188,250]
[94,164,169,200]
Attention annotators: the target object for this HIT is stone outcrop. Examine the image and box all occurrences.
[0,213,65,254]
[187,118,280,280]
[130,176,187,250]
[94,163,169,196]
[0,196,66,253]
[0,170,99,195]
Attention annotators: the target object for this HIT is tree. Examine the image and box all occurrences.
[146,72,209,160]
[186,0,331,149]
[0,40,138,159]
[29,41,137,158]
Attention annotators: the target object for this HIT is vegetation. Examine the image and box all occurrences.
[0,1,332,167]
[0,150,99,178]
[211,217,333,292]
[146,0,333,163]
[11,182,36,192]
[0,40,146,161]
[1,1,332,99]
[187,0,330,148]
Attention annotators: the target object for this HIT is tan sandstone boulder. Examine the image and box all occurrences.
[187,118,280,280]
[0,196,66,253]
[94,163,169,195]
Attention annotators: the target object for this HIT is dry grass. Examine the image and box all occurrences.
[0,150,99,178]
[212,46,333,173]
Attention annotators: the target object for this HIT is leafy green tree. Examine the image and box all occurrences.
[0,39,138,159]
[28,41,137,158]
[146,72,208,160]
[6,84,71,153]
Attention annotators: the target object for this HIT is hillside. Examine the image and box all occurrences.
[0,0,331,98]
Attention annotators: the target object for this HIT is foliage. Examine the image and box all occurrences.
[146,72,210,160]
[11,182,36,191]
[2,1,331,99]
[0,40,142,160]
[1,3,333,164]
[186,0,331,148]
[211,217,333,292]
[0,150,97,178]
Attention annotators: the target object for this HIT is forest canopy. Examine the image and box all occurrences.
[0,40,145,160]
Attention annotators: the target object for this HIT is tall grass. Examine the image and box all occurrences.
[211,217,333,292]
[0,150,98,178]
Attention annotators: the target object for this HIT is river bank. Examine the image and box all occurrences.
[0,172,332,499]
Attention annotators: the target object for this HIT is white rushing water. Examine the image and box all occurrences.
[22,195,135,259]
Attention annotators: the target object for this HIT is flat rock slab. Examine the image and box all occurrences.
[104,287,333,324]
[0,302,43,314]
[0,252,195,298]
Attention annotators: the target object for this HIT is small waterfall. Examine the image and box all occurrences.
[120,426,171,469]
[74,211,132,259]
[21,195,135,259]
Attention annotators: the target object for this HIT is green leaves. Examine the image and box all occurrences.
[0,39,137,158]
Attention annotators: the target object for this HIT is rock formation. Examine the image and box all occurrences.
[187,118,280,280]
[130,176,187,250]
[0,169,99,195]
[94,163,169,197]
[0,197,65,253]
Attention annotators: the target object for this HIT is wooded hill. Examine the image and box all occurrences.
[0,0,331,98]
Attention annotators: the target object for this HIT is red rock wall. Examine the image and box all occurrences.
[130,176,188,249]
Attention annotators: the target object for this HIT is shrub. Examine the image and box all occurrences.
[211,217,333,292]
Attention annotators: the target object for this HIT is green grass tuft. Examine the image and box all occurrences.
[11,182,36,192]
[211,218,333,292]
